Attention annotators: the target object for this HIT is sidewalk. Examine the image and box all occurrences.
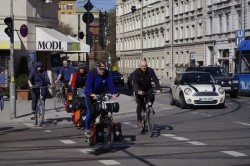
[0,94,137,125]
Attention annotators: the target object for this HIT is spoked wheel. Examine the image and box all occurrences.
[147,107,154,137]
[0,96,4,111]
[102,120,114,151]
[54,92,65,112]
[37,100,45,127]
[141,111,146,134]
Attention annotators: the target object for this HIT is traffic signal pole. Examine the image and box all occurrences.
[86,0,90,70]
[10,0,16,118]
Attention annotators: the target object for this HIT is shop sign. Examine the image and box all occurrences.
[37,41,64,50]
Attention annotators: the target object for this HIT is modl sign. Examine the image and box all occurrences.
[37,41,64,50]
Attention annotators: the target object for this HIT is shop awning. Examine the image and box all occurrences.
[36,27,81,52]
[0,25,21,50]
[237,40,250,51]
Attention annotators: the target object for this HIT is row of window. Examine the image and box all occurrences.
[59,3,74,10]
[119,57,165,69]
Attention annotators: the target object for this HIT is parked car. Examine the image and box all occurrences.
[186,66,239,98]
[127,71,162,90]
[109,70,124,86]
[170,71,226,109]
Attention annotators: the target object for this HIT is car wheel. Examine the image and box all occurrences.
[229,90,238,98]
[179,93,187,109]
[169,91,175,106]
[218,102,225,108]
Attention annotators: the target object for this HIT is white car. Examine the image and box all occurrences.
[170,72,226,109]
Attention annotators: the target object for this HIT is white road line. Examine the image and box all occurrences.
[172,137,189,141]
[23,123,36,127]
[191,112,198,114]
[79,148,95,154]
[99,160,121,165]
[227,102,233,105]
[234,121,250,127]
[44,130,51,132]
[60,140,76,144]
[131,125,138,128]
[187,141,206,146]
[221,151,248,157]
[121,122,131,125]
[201,113,212,117]
[161,134,176,137]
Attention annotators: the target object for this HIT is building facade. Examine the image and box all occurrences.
[116,0,250,79]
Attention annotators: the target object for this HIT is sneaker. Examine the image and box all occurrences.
[84,129,91,138]
[137,120,142,127]
[30,116,36,120]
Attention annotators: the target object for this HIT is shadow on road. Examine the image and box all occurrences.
[151,124,174,138]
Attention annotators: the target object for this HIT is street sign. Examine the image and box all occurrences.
[235,30,245,46]
[82,13,94,24]
[20,24,28,37]
[83,1,94,11]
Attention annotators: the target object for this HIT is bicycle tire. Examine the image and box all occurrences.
[141,111,146,134]
[54,92,64,112]
[102,118,114,151]
[147,107,154,137]
[0,96,4,111]
[37,100,45,127]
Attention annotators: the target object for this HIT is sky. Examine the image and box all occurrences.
[76,0,116,11]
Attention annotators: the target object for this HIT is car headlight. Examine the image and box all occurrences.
[218,87,225,94]
[221,81,224,84]
[232,80,238,84]
[184,88,192,95]
[228,81,231,84]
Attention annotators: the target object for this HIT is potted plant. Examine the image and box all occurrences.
[16,56,30,100]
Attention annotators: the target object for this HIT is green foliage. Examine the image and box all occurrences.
[15,74,29,89]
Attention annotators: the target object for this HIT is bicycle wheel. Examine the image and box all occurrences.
[54,92,64,112]
[147,107,154,137]
[102,118,114,151]
[0,96,4,111]
[37,100,45,127]
[140,111,146,134]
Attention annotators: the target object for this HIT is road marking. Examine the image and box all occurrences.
[172,137,189,141]
[60,140,76,144]
[23,123,36,127]
[99,160,121,165]
[79,148,94,154]
[121,122,131,125]
[221,151,248,157]
[44,130,51,132]
[200,113,212,117]
[162,134,176,137]
[234,121,250,127]
[131,125,138,128]
[191,112,198,114]
[187,141,206,146]
[227,102,233,105]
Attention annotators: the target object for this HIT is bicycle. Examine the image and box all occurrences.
[86,93,120,151]
[32,86,47,127]
[140,91,156,137]
[0,87,4,111]
[54,82,67,112]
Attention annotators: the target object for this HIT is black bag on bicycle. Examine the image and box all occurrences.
[113,122,123,142]
[94,101,120,113]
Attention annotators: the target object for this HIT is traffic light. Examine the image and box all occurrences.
[4,17,13,37]
[78,31,84,40]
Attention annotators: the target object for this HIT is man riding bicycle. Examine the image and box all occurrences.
[28,62,51,119]
[84,61,118,137]
[133,60,161,127]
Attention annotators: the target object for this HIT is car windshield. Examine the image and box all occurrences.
[110,71,122,76]
[182,73,214,84]
[202,67,228,76]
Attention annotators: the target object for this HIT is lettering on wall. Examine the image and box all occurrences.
[38,41,64,50]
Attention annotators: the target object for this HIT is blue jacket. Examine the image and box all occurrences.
[85,68,116,95]
[59,64,75,82]
[28,62,51,86]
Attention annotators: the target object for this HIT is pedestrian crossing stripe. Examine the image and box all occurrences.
[187,141,206,146]
[60,140,76,144]
[99,160,121,165]
[221,151,247,157]
[79,148,95,154]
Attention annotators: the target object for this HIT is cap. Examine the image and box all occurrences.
[78,63,85,68]
[96,61,107,70]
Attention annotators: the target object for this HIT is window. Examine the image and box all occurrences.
[226,13,230,32]
[237,12,242,29]
[219,15,222,33]
[209,17,213,34]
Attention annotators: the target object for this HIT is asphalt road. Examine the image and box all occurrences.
[1,86,250,166]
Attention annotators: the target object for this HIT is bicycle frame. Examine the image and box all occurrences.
[54,82,67,112]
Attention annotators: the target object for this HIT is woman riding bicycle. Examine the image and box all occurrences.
[28,62,51,119]
[133,60,161,127]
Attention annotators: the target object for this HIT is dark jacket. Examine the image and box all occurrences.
[72,70,87,88]
[84,68,116,95]
[28,62,51,86]
[133,67,161,92]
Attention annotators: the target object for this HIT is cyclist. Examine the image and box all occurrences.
[133,59,161,127]
[55,58,75,93]
[71,63,87,97]
[28,62,51,118]
[84,61,118,137]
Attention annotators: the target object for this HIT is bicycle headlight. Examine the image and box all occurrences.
[232,80,239,84]
[184,88,192,95]
[218,87,225,94]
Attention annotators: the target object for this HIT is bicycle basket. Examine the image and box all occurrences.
[94,101,119,113]
[77,88,85,98]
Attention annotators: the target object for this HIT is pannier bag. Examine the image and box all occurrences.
[73,98,86,110]
[65,92,73,113]
[113,122,123,142]
[90,124,103,142]
[94,101,119,113]
[77,88,85,98]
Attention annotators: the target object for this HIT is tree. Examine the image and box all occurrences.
[106,8,117,66]
[58,22,74,36]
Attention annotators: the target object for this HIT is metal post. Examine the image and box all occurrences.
[86,0,90,70]
[10,0,16,119]
[78,14,81,62]
[140,0,143,59]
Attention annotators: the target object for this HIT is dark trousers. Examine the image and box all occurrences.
[84,95,96,129]
[135,88,155,121]
[31,88,46,112]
